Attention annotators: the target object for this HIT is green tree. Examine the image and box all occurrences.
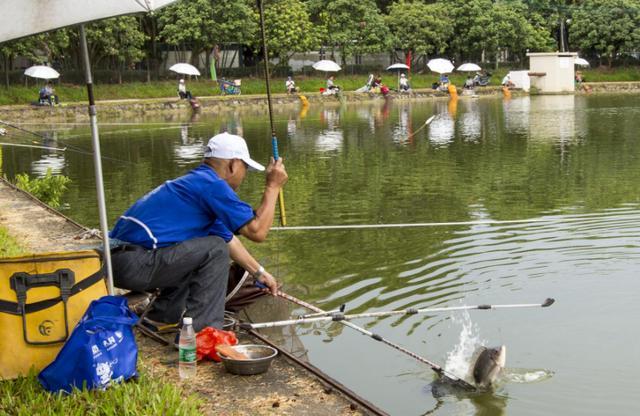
[0,30,69,88]
[386,1,452,64]
[487,1,554,66]
[319,0,391,63]
[444,0,494,62]
[158,0,257,69]
[261,0,319,69]
[85,16,147,83]
[569,0,640,66]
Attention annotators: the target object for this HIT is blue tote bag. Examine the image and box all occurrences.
[39,295,139,393]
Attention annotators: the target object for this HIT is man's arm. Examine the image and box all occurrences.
[239,157,287,242]
[227,235,278,295]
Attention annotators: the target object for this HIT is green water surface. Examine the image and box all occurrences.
[2,94,640,415]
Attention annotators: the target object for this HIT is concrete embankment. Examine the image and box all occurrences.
[0,177,371,416]
[0,86,506,122]
[581,81,640,93]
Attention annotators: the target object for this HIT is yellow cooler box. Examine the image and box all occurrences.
[0,250,107,379]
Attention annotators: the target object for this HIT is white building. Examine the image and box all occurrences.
[526,52,577,93]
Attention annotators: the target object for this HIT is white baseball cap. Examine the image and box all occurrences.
[204,132,265,171]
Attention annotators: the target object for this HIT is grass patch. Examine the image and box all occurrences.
[0,364,203,416]
[0,226,24,258]
[578,66,640,82]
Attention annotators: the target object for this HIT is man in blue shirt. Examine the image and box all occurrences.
[110,132,288,333]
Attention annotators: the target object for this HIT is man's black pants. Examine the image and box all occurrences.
[111,235,229,332]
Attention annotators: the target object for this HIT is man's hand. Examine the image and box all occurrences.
[265,157,288,190]
[257,270,278,296]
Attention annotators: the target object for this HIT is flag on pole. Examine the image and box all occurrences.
[210,57,217,82]
[405,50,412,71]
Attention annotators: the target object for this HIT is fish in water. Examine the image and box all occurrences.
[472,345,506,388]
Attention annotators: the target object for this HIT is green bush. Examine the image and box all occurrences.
[14,169,71,208]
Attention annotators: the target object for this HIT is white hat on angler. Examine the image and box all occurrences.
[204,132,265,171]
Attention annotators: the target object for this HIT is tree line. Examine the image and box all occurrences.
[2,0,640,86]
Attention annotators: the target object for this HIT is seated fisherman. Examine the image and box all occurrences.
[285,76,299,94]
[178,79,193,99]
[399,73,410,92]
[464,76,474,89]
[326,76,340,94]
[39,83,58,105]
[109,132,288,333]
[501,74,515,88]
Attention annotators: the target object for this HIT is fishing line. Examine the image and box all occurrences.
[0,119,137,166]
[270,215,600,231]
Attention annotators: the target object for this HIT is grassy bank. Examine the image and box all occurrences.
[0,226,24,257]
[0,366,202,416]
[1,66,638,106]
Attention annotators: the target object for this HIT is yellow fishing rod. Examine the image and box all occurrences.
[258,0,286,226]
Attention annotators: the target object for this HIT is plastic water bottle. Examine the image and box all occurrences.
[178,317,196,379]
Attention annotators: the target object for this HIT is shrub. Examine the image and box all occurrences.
[14,169,71,208]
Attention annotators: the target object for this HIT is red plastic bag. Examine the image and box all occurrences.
[196,327,238,362]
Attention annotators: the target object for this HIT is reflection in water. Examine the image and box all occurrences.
[316,108,343,152]
[528,95,577,142]
[428,113,455,146]
[502,96,530,134]
[504,95,587,145]
[392,105,412,145]
[458,100,481,143]
[173,123,205,165]
[31,131,66,176]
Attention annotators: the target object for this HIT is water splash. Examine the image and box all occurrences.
[443,311,485,381]
[503,368,554,384]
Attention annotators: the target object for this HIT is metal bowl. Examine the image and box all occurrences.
[219,344,278,375]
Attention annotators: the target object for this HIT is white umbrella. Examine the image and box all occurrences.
[457,63,481,72]
[575,57,590,67]
[169,63,201,76]
[0,0,179,295]
[386,63,410,91]
[427,58,454,74]
[386,63,409,71]
[312,60,341,72]
[24,65,60,79]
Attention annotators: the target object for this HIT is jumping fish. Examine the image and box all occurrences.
[471,345,506,388]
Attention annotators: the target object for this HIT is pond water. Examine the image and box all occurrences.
[2,94,640,415]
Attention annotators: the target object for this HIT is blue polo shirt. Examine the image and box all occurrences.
[110,164,255,249]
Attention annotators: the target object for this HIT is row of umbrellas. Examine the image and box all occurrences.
[22,63,202,80]
[24,57,591,81]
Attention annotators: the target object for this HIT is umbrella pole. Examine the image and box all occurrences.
[79,25,114,295]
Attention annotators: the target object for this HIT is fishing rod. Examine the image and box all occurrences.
[407,115,436,139]
[258,0,287,227]
[241,298,555,330]
[267,289,477,391]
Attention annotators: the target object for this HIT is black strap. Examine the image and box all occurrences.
[0,268,105,315]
